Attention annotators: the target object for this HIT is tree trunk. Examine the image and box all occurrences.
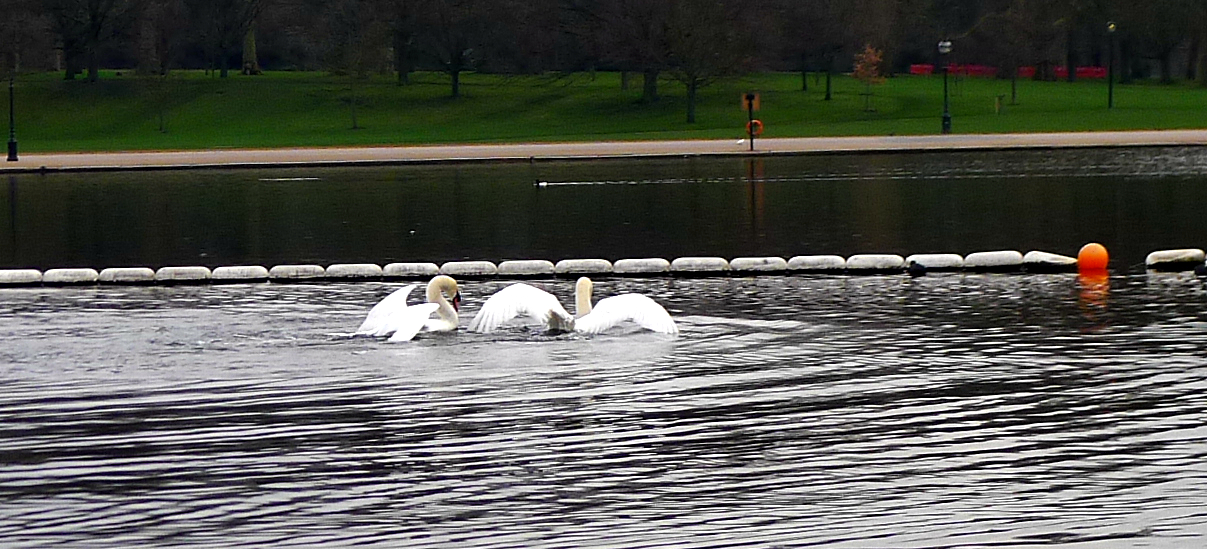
[242,28,261,75]
[801,53,808,91]
[642,69,658,102]
[1065,26,1076,83]
[1197,47,1207,87]
[1011,72,1018,104]
[686,78,697,123]
[824,68,832,101]
[87,49,100,82]
[393,30,411,85]
[1187,35,1200,80]
[1160,50,1173,83]
[219,52,229,78]
[451,69,460,98]
[621,71,629,91]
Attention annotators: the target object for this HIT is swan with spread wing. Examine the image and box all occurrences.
[469,277,677,336]
[356,275,461,342]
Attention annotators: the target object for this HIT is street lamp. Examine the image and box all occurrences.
[938,40,952,134]
[6,72,15,162]
[1107,21,1117,109]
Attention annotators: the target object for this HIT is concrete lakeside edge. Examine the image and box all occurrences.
[4,130,1207,173]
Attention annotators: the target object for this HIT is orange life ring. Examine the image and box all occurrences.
[746,119,764,137]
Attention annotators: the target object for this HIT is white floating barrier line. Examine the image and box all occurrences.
[905,253,964,272]
[555,259,613,277]
[788,255,846,273]
[0,269,42,286]
[670,257,730,277]
[325,263,383,280]
[99,267,156,285]
[963,251,1024,272]
[440,261,498,278]
[384,262,440,279]
[613,258,671,276]
[211,265,269,284]
[269,264,326,282]
[43,268,100,286]
[12,245,1207,288]
[1145,249,1206,271]
[1022,251,1078,273]
[498,260,556,278]
[730,256,789,274]
[155,266,212,285]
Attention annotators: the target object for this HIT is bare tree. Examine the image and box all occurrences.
[44,0,146,82]
[185,0,263,78]
[664,0,753,123]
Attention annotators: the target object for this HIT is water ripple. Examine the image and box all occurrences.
[0,276,1205,547]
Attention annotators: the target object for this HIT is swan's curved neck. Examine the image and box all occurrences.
[427,275,459,322]
[575,277,594,317]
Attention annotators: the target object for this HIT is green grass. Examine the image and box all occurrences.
[11,70,1207,153]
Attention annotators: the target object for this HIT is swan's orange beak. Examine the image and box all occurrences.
[452,292,461,312]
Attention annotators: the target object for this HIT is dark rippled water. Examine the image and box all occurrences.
[4,146,1207,270]
[2,275,1205,547]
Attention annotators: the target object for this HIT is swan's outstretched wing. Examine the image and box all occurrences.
[356,285,417,336]
[468,283,574,333]
[386,303,441,342]
[574,293,678,335]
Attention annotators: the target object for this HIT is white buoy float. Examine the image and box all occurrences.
[846,254,906,273]
[905,253,964,271]
[43,268,100,286]
[211,265,269,283]
[614,258,671,276]
[326,263,383,280]
[788,255,846,273]
[269,264,325,281]
[964,251,1024,272]
[0,269,42,286]
[1022,251,1078,273]
[670,257,730,276]
[383,262,440,279]
[154,266,211,284]
[498,260,556,277]
[555,259,613,276]
[99,267,156,285]
[1145,249,1206,271]
[440,261,498,278]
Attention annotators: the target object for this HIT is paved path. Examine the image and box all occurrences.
[4,130,1207,172]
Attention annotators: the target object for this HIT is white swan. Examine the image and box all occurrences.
[467,282,575,334]
[468,277,677,336]
[356,275,460,342]
[572,277,678,335]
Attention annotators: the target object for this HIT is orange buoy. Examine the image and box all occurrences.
[1078,242,1109,271]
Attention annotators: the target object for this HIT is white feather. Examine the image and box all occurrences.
[386,303,441,342]
[468,283,575,333]
[355,285,416,336]
[575,293,678,335]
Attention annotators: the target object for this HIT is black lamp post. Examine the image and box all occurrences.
[6,72,15,162]
[938,40,952,134]
[1107,21,1116,109]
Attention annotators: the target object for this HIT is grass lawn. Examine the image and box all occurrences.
[11,70,1207,153]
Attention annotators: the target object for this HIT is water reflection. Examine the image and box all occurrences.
[1078,271,1110,330]
[4,147,1207,270]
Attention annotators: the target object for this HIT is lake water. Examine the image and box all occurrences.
[2,274,1206,548]
[2,148,1207,547]
[3,146,1207,270]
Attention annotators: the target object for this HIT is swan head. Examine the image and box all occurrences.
[427,275,461,312]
